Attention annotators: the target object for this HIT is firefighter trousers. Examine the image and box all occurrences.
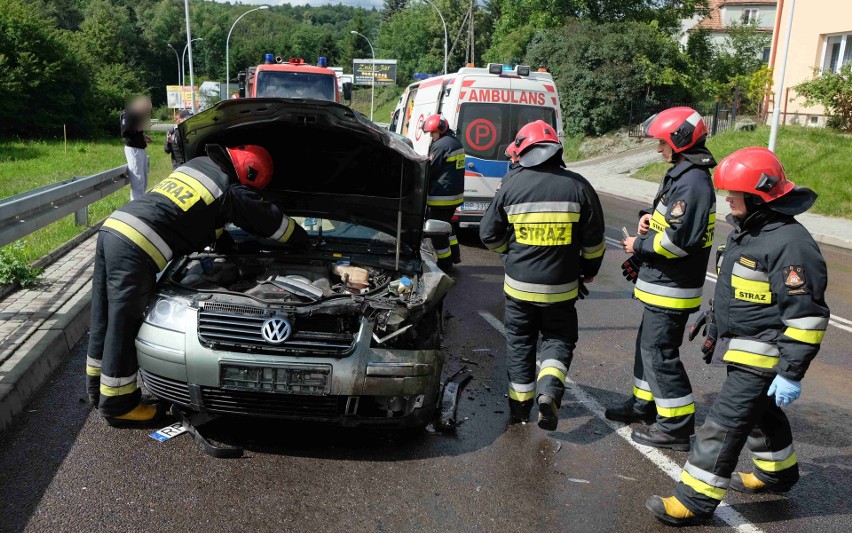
[86,231,157,417]
[630,305,695,437]
[505,296,577,408]
[426,206,461,267]
[675,365,799,516]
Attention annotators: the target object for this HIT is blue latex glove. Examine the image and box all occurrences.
[768,375,802,408]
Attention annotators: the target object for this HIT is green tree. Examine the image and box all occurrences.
[795,65,852,131]
[525,18,692,136]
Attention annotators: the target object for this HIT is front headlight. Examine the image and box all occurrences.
[144,296,190,333]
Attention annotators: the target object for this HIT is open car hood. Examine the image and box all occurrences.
[179,98,429,256]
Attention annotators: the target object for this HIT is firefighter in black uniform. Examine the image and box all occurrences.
[647,147,830,525]
[605,107,717,451]
[480,120,605,430]
[423,114,465,270]
[86,144,309,426]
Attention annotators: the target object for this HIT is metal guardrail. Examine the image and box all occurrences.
[0,166,129,248]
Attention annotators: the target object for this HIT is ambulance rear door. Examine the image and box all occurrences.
[408,76,449,156]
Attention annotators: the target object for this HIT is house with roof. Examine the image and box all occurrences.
[679,0,777,60]
[767,0,852,126]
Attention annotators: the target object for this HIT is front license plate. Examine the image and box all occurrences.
[220,363,331,395]
[460,201,490,212]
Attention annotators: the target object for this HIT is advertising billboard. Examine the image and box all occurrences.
[353,59,397,87]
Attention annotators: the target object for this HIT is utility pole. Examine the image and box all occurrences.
[768,0,796,152]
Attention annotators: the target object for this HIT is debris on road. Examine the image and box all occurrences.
[437,369,472,430]
[567,478,590,484]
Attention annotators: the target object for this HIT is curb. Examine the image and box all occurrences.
[0,283,92,433]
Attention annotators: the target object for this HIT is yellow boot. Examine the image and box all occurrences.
[105,403,164,428]
[646,495,710,526]
[730,472,793,494]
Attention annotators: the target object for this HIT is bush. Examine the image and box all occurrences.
[795,65,852,132]
[0,242,43,287]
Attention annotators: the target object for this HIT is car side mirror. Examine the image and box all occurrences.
[423,219,452,239]
[342,82,353,101]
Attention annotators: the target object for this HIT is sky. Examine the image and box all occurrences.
[215,0,384,8]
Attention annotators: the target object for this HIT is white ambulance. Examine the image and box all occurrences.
[390,63,563,227]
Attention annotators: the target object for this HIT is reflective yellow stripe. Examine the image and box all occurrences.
[171,172,215,204]
[723,350,778,369]
[753,453,798,472]
[215,227,224,239]
[507,212,581,224]
[102,219,167,270]
[514,222,573,246]
[582,243,605,259]
[680,471,727,500]
[277,218,296,243]
[649,210,669,233]
[538,367,566,384]
[493,243,508,253]
[732,275,773,304]
[657,403,695,418]
[436,249,452,259]
[508,389,536,402]
[100,382,138,397]
[86,365,101,377]
[449,237,459,246]
[504,283,578,303]
[634,287,701,310]
[652,231,679,259]
[784,327,825,345]
[633,386,654,402]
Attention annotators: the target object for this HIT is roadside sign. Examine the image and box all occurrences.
[353,59,397,86]
[166,85,199,109]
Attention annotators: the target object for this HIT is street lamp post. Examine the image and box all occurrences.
[183,0,198,112]
[226,5,269,100]
[768,0,796,152]
[350,30,375,122]
[167,44,181,85]
[181,37,203,107]
[423,0,448,75]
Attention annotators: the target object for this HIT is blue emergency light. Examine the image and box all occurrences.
[318,56,328,67]
[264,53,275,64]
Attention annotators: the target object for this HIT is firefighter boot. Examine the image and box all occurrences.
[104,402,166,428]
[646,495,710,526]
[537,394,558,431]
[632,424,691,452]
[604,399,655,424]
[729,472,793,494]
[509,399,533,424]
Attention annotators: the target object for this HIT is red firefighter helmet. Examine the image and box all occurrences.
[506,120,562,167]
[642,106,708,153]
[227,145,274,190]
[422,114,449,134]
[713,147,796,203]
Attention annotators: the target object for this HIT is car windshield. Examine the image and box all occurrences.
[457,103,558,161]
[255,71,336,101]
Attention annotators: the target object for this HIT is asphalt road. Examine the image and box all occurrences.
[1,193,851,533]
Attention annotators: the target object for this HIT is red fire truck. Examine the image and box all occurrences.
[238,54,352,102]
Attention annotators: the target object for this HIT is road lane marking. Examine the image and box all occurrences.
[605,236,852,334]
[478,310,764,533]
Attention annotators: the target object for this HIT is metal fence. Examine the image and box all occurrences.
[0,166,128,248]
[628,98,740,138]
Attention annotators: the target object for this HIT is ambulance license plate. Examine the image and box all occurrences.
[460,201,490,212]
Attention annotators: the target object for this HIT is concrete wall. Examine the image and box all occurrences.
[771,0,852,121]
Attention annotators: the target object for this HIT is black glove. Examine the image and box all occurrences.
[578,279,589,300]
[621,255,640,284]
[688,306,717,364]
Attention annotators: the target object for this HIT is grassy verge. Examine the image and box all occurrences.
[349,86,401,124]
[631,125,852,218]
[0,132,173,264]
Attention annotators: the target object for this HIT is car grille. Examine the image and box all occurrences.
[197,303,359,355]
[200,387,345,419]
[140,369,191,406]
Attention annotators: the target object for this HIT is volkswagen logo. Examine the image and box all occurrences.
[261,317,292,344]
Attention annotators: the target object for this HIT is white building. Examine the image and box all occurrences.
[680,0,777,60]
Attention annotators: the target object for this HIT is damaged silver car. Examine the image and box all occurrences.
[136,99,454,428]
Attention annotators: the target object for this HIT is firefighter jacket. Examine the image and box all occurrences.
[714,210,829,381]
[427,133,465,207]
[479,163,606,304]
[632,160,715,312]
[102,156,308,271]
